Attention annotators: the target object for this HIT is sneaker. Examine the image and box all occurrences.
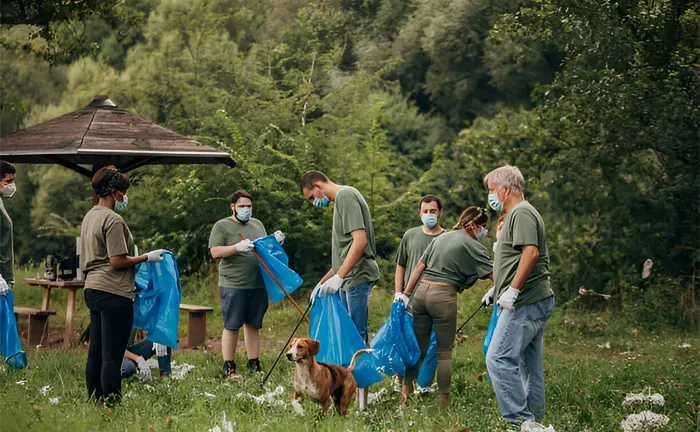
[521,420,556,432]
[222,360,237,376]
[247,358,263,374]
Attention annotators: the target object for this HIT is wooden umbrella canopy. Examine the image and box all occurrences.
[0,95,235,177]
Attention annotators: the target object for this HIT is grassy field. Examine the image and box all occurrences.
[1,268,698,431]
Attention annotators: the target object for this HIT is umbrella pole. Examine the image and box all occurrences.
[239,233,309,324]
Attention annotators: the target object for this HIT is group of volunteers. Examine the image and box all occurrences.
[0,160,554,430]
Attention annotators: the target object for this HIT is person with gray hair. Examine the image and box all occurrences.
[483,165,555,431]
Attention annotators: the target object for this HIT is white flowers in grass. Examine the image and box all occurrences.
[39,385,51,396]
[622,393,665,406]
[620,411,669,431]
[236,386,286,407]
[171,362,196,380]
[207,412,233,432]
[48,397,60,405]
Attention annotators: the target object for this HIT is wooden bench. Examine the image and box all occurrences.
[14,307,57,345]
[179,304,214,349]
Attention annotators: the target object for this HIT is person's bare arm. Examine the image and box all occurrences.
[209,245,238,259]
[336,229,367,278]
[508,245,539,290]
[123,350,140,361]
[403,262,426,296]
[110,254,147,270]
[395,264,406,294]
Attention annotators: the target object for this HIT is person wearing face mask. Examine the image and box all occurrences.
[483,165,555,431]
[0,161,17,296]
[300,170,380,343]
[80,166,165,405]
[208,189,285,376]
[398,206,493,409]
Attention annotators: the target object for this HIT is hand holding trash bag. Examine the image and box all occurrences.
[235,239,254,253]
[0,275,8,296]
[146,249,165,262]
[481,286,495,307]
[136,356,152,381]
[321,274,344,295]
[394,292,409,308]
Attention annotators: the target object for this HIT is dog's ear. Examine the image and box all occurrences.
[308,339,320,356]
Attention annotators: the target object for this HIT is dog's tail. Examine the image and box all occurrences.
[348,349,373,372]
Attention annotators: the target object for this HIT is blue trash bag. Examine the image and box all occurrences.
[253,235,303,304]
[309,293,383,388]
[416,329,437,388]
[0,289,27,370]
[134,251,182,349]
[370,302,420,376]
[483,303,499,358]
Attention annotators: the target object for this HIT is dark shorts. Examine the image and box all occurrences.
[219,287,269,330]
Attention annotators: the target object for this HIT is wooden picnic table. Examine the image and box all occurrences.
[25,278,84,348]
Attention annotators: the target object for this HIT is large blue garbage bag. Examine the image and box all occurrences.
[0,290,27,369]
[253,235,303,304]
[416,329,437,388]
[309,293,383,388]
[370,302,420,376]
[134,251,182,349]
[484,304,499,358]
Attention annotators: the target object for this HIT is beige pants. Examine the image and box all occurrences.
[403,282,458,394]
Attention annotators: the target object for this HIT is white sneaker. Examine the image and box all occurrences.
[521,420,556,432]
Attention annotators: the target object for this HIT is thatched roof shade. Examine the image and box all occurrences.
[0,95,235,177]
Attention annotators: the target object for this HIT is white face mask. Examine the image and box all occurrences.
[1,183,16,198]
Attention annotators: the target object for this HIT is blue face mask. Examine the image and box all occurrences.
[114,193,128,213]
[313,196,330,208]
[488,192,503,212]
[236,207,252,222]
[476,227,488,241]
[421,214,438,229]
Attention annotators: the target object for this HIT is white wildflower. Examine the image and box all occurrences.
[48,397,60,405]
[39,385,51,396]
[144,384,155,391]
[368,388,387,405]
[623,393,665,406]
[620,411,669,431]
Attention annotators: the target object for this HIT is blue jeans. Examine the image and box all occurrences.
[486,296,555,424]
[339,282,374,343]
[121,340,172,379]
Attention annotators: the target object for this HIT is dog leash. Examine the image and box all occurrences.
[261,301,313,388]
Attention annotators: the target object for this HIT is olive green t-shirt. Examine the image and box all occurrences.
[419,230,493,292]
[0,198,14,284]
[208,217,267,289]
[80,206,136,299]
[332,186,380,289]
[395,226,444,288]
[493,200,554,308]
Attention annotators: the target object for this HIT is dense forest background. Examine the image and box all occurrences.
[1,0,697,328]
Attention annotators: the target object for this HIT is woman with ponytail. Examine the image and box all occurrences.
[80,166,165,405]
[396,206,493,408]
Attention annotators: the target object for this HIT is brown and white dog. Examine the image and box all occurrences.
[286,337,371,416]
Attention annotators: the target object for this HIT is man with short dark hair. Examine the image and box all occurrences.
[209,189,285,376]
[300,170,380,342]
[394,195,445,299]
[0,161,17,295]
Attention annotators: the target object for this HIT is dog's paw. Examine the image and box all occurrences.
[291,399,305,415]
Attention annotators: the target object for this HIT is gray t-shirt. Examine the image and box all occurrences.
[80,206,136,299]
[332,186,380,289]
[493,200,554,307]
[420,230,493,292]
[208,217,267,289]
[0,198,13,283]
[395,226,444,288]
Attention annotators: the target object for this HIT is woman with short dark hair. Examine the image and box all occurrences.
[80,166,164,405]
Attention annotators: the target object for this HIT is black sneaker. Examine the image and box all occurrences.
[222,360,237,376]
[247,358,263,374]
